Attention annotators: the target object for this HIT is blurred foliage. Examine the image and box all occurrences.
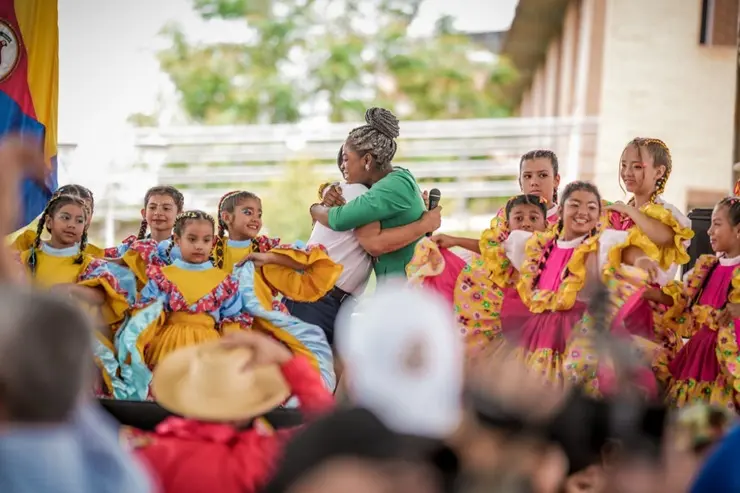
[156,0,517,125]
[260,160,319,243]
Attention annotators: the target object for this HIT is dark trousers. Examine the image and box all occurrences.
[284,291,349,346]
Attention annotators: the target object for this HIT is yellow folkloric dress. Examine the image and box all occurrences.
[19,243,137,397]
[10,219,106,258]
[114,258,253,400]
[216,236,342,392]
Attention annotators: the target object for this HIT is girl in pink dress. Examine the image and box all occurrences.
[406,195,548,356]
[501,181,659,391]
[605,138,693,352]
[650,197,740,409]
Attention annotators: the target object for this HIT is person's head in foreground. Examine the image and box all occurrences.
[662,404,735,492]
[0,286,93,424]
[150,331,295,426]
[336,282,464,441]
[264,407,445,493]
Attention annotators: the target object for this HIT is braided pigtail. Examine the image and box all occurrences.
[137,219,148,240]
[215,191,237,270]
[165,235,176,263]
[75,229,88,265]
[27,207,49,276]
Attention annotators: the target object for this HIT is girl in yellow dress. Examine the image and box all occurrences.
[105,185,184,259]
[115,210,253,400]
[105,186,185,290]
[10,184,107,258]
[18,193,137,397]
[214,190,342,391]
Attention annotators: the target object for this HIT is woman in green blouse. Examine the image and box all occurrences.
[310,108,436,278]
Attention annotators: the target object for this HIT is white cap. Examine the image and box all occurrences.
[336,281,463,439]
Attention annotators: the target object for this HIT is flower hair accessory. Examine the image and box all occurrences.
[176,211,215,225]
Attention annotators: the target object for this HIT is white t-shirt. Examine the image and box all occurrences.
[308,183,374,296]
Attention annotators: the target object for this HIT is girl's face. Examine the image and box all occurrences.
[223,197,263,240]
[175,219,214,263]
[47,204,86,248]
[342,141,371,185]
[561,190,600,239]
[143,194,178,236]
[620,144,665,196]
[519,158,560,205]
[708,205,740,255]
[508,204,547,233]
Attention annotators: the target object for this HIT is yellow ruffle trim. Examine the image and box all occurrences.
[262,247,342,303]
[479,212,517,289]
[516,230,598,313]
[640,202,694,270]
[406,237,446,284]
[665,377,737,410]
[95,332,116,394]
[78,275,133,326]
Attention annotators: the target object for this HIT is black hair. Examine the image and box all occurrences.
[137,185,185,240]
[531,181,602,288]
[620,138,672,204]
[716,196,740,227]
[213,190,261,269]
[345,108,400,171]
[53,184,95,215]
[519,149,560,203]
[505,194,548,222]
[165,210,216,262]
[0,286,94,423]
[686,196,740,308]
[27,194,89,276]
[336,145,343,171]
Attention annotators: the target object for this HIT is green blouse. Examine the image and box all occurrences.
[327,168,425,278]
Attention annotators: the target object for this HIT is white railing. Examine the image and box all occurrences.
[60,117,598,241]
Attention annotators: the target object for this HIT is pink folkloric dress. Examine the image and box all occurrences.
[656,254,740,410]
[606,196,694,354]
[501,229,661,396]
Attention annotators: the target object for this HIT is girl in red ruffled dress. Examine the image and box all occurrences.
[650,197,740,409]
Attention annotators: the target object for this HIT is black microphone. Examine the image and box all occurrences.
[426,188,441,237]
[427,188,441,210]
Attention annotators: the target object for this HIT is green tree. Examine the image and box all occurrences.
[155,0,516,125]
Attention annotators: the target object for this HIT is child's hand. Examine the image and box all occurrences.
[721,303,740,325]
[246,252,272,267]
[430,233,457,249]
[606,201,634,217]
[221,331,293,366]
[634,256,659,283]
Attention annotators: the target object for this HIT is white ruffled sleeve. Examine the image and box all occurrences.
[503,230,533,271]
[597,229,629,272]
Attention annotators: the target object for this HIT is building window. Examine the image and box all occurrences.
[700,0,738,47]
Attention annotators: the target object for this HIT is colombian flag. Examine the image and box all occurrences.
[0,0,57,229]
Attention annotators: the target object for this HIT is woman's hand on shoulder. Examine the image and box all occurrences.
[321,183,345,207]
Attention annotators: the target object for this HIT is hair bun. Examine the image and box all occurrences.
[365,107,400,139]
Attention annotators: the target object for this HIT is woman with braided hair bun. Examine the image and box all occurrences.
[114,210,254,400]
[214,189,341,391]
[9,184,108,258]
[17,193,137,397]
[310,108,440,278]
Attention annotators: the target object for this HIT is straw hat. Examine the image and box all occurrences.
[152,341,291,421]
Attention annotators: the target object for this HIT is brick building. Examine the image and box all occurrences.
[502,0,738,211]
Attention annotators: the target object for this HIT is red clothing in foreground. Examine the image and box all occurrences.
[134,356,334,493]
